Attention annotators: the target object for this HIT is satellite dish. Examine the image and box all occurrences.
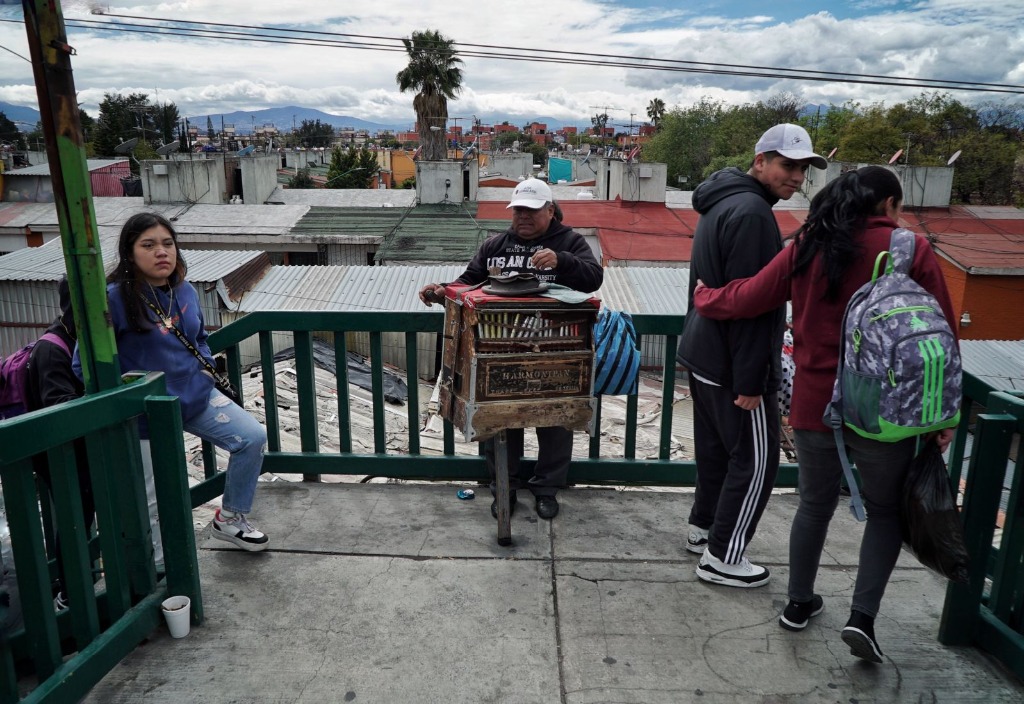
[156,141,179,156]
[947,149,962,166]
[237,145,255,157]
[887,149,904,165]
[114,137,139,154]
[827,147,838,160]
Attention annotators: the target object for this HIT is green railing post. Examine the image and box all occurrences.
[939,410,1015,645]
[21,0,121,394]
[146,396,204,624]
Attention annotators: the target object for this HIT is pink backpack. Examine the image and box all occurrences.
[0,333,71,420]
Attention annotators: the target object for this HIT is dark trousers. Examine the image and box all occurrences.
[790,429,915,616]
[688,374,780,564]
[483,426,573,498]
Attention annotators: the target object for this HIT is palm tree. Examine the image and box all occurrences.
[396,29,464,161]
[647,98,666,130]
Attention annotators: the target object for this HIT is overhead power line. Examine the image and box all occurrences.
[2,13,1022,96]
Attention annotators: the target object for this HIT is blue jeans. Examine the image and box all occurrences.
[790,429,915,617]
[183,389,267,514]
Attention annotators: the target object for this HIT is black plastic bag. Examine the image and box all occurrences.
[900,438,970,583]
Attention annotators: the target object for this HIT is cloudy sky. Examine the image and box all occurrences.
[1,0,1022,128]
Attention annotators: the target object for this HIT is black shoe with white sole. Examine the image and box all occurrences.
[779,595,824,631]
[841,610,883,663]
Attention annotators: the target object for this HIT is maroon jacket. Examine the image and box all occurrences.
[693,216,957,432]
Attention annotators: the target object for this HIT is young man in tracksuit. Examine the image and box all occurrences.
[419,178,604,520]
[677,124,827,587]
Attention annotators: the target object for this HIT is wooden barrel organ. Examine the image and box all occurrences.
[438,285,599,442]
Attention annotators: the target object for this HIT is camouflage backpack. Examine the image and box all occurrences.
[827,228,961,520]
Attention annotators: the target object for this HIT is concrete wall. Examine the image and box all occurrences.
[142,158,225,204]
[596,160,667,203]
[239,155,280,204]
[416,160,479,203]
[484,154,533,180]
[804,162,953,208]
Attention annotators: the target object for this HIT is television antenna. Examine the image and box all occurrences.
[947,149,962,166]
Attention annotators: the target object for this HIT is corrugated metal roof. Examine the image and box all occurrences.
[169,204,310,237]
[598,267,689,314]
[266,187,417,208]
[905,206,1024,274]
[960,340,1024,392]
[4,159,130,177]
[232,264,688,316]
[375,203,494,263]
[235,265,465,312]
[183,249,267,281]
[290,206,408,241]
[0,231,263,283]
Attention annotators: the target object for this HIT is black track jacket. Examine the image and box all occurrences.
[676,167,785,397]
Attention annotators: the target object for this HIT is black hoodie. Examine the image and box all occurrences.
[676,167,785,396]
[26,277,83,411]
[455,220,604,293]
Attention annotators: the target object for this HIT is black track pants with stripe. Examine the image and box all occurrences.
[687,375,780,564]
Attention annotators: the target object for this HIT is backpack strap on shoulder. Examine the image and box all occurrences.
[888,228,917,274]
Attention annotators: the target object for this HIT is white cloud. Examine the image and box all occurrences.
[0,1,1020,127]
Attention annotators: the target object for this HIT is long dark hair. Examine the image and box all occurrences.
[792,166,903,301]
[109,212,188,331]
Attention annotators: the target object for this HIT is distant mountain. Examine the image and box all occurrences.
[0,101,41,127]
[185,106,407,135]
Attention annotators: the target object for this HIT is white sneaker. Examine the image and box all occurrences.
[686,524,709,554]
[696,548,770,588]
[212,510,269,552]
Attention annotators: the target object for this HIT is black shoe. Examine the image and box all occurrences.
[490,491,517,519]
[841,611,883,663]
[779,595,824,631]
[535,495,559,520]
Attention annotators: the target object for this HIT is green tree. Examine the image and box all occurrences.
[325,146,379,188]
[396,29,464,161]
[150,103,178,146]
[287,167,316,189]
[207,116,215,142]
[646,98,665,129]
[590,113,609,140]
[644,98,724,184]
[0,111,28,150]
[526,142,548,167]
[93,92,154,157]
[79,108,95,143]
[494,130,525,149]
[293,119,334,149]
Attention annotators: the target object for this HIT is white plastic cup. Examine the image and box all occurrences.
[161,595,191,638]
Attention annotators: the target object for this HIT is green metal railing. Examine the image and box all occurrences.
[0,373,201,704]
[3,310,1020,702]
[197,310,800,492]
[940,388,1024,680]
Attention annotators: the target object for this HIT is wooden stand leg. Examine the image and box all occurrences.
[494,430,512,546]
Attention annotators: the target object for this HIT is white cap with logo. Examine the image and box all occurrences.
[755,124,828,170]
[506,178,553,210]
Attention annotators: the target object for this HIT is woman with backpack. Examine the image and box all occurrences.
[77,212,269,552]
[692,166,957,663]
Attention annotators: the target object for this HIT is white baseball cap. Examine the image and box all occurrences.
[506,178,553,209]
[755,124,828,170]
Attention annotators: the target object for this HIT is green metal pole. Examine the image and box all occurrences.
[22,0,120,392]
